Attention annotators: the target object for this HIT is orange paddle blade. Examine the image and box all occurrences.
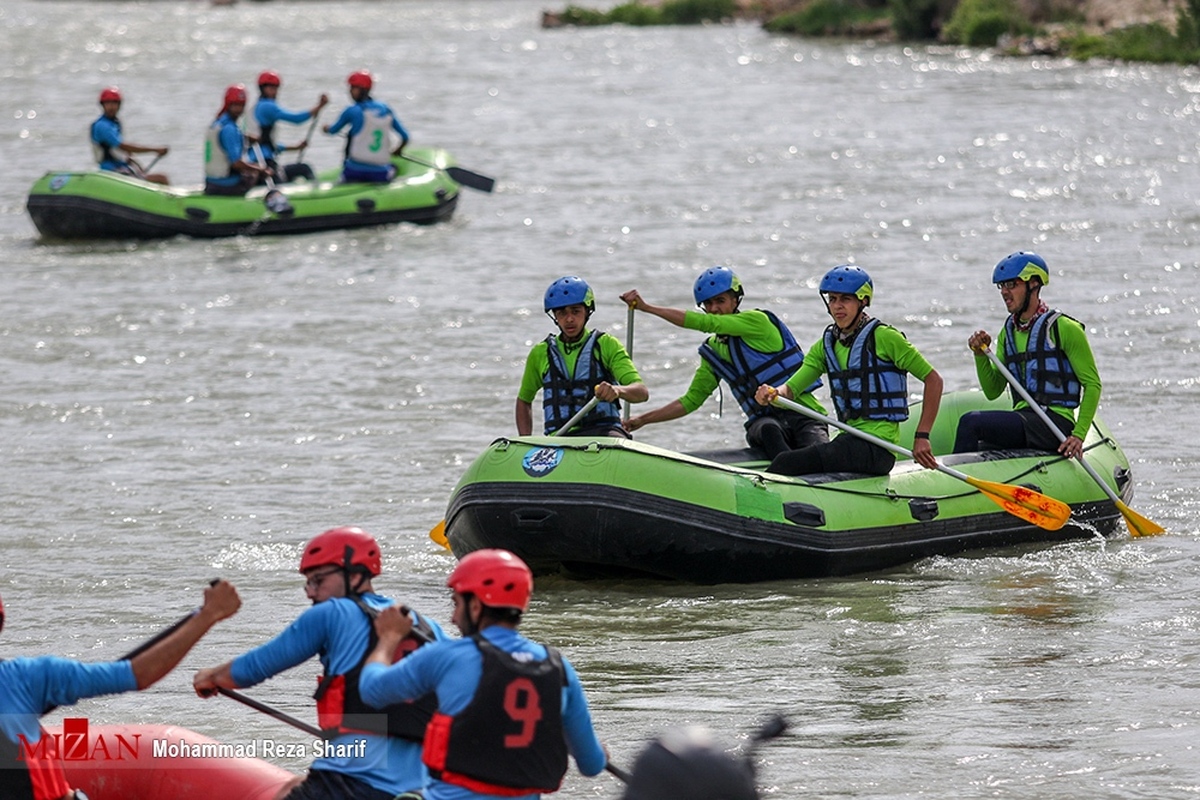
[1116,499,1166,537]
[429,519,450,550]
[962,475,1071,531]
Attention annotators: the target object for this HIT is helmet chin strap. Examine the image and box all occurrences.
[1016,280,1038,320]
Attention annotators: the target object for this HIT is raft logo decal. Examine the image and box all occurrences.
[50,174,71,191]
[522,446,563,477]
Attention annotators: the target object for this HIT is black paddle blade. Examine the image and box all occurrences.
[265,189,294,216]
[446,166,495,193]
[751,714,789,745]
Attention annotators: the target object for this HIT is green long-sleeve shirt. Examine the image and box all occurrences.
[976,314,1101,439]
[676,309,826,416]
[784,323,934,445]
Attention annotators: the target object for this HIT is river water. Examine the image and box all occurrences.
[2,1,1200,796]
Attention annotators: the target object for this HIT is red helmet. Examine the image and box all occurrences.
[299,526,382,576]
[99,87,122,103]
[257,70,281,88]
[447,549,533,612]
[223,84,247,107]
[347,70,373,90]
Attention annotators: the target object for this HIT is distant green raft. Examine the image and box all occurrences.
[25,148,461,240]
[443,391,1135,583]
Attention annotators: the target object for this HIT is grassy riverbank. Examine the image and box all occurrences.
[543,0,1200,63]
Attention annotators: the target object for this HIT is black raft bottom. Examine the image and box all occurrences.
[445,482,1122,584]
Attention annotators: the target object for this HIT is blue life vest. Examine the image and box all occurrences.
[542,330,621,434]
[1002,310,1081,409]
[823,318,909,422]
[698,309,821,426]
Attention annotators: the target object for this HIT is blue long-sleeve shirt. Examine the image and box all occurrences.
[230,594,445,796]
[326,99,409,179]
[359,625,606,800]
[90,115,129,171]
[0,657,137,747]
[251,98,313,162]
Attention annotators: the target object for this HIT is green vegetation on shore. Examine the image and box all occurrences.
[545,0,1200,64]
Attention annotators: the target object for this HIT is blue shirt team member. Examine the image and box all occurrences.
[953,251,1102,458]
[516,276,648,438]
[193,527,446,800]
[620,267,828,459]
[204,84,270,196]
[90,86,170,185]
[755,265,944,477]
[359,548,608,800]
[1,581,241,800]
[324,70,410,184]
[248,70,328,184]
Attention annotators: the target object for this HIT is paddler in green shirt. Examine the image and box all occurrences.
[619,266,828,458]
[754,265,944,476]
[953,251,1101,458]
[516,276,648,437]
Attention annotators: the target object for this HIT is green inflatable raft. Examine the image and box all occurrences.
[443,391,1136,583]
[25,148,467,240]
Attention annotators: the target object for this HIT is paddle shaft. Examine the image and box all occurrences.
[294,113,320,163]
[251,142,278,189]
[554,395,600,437]
[623,304,635,422]
[220,691,635,786]
[770,395,976,482]
[979,348,1121,501]
[396,153,495,193]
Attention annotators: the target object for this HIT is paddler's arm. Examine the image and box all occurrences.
[619,290,687,328]
[910,369,943,469]
[1056,318,1102,457]
[366,605,412,668]
[515,398,534,436]
[971,329,1008,400]
[132,580,240,690]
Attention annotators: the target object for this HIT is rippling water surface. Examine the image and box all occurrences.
[2,1,1200,796]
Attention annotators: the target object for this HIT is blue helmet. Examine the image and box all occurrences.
[819,265,873,303]
[543,276,595,313]
[992,251,1049,287]
[693,267,744,306]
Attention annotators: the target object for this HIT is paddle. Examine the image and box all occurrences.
[219,687,634,784]
[980,348,1164,537]
[251,141,295,216]
[769,394,1071,531]
[397,153,495,193]
[428,394,603,549]
[128,152,165,179]
[623,302,635,423]
[293,113,320,164]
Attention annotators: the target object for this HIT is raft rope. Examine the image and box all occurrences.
[499,425,1119,504]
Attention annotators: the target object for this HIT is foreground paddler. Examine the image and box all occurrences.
[619,266,828,459]
[193,527,446,800]
[360,549,609,799]
[0,581,241,800]
[953,251,1101,460]
[515,276,647,438]
[754,264,944,476]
